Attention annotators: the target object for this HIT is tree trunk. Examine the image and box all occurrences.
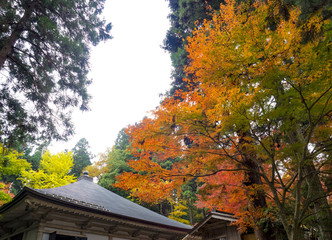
[288,127,332,240]
[288,223,302,240]
[243,158,274,240]
[239,132,274,240]
[188,198,194,225]
[303,162,332,240]
[0,3,34,69]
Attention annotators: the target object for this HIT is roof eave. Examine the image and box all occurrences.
[23,187,191,233]
[0,187,28,214]
[185,211,237,236]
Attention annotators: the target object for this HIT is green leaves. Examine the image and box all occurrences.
[71,138,93,177]
[19,150,76,189]
[0,0,112,147]
[0,144,31,176]
[0,143,31,204]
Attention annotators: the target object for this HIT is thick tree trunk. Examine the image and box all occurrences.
[288,127,332,240]
[0,3,33,69]
[303,162,332,240]
[288,224,302,240]
[239,132,274,240]
[243,158,274,240]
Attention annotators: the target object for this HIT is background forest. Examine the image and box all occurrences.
[0,1,331,240]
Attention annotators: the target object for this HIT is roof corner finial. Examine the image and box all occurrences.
[83,170,89,176]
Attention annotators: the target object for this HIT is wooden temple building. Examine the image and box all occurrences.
[182,210,243,240]
[0,172,246,240]
[0,172,191,240]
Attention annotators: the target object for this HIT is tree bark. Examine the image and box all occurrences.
[188,198,194,225]
[303,162,332,240]
[239,132,274,240]
[288,127,332,240]
[243,158,274,240]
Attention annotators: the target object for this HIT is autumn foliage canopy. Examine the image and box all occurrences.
[116,0,331,238]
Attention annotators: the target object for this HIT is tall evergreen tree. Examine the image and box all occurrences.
[0,0,112,147]
[71,138,93,177]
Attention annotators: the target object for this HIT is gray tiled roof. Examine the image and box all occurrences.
[32,178,191,230]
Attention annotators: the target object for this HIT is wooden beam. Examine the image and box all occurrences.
[167,236,179,240]
[0,226,13,234]
[151,233,160,240]
[75,219,93,229]
[131,229,141,237]
[104,224,118,234]
[41,211,53,223]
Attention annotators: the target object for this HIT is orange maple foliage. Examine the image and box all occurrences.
[0,182,14,206]
[116,0,331,237]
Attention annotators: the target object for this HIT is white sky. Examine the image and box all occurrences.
[49,0,172,157]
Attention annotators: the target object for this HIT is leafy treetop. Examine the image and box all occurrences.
[0,0,112,147]
[20,150,76,189]
[71,138,93,177]
[117,1,331,239]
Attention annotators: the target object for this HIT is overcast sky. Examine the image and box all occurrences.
[49,0,172,157]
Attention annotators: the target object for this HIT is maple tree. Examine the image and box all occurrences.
[164,0,224,96]
[84,129,193,221]
[163,0,331,98]
[0,182,14,206]
[20,150,76,189]
[116,1,331,239]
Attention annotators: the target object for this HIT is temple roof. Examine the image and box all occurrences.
[183,210,236,239]
[26,175,191,231]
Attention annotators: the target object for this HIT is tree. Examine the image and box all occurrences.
[0,143,31,203]
[164,0,224,96]
[168,199,190,225]
[117,1,331,239]
[85,129,176,217]
[97,147,132,197]
[0,0,112,147]
[84,151,109,180]
[0,182,14,206]
[164,0,332,98]
[2,143,49,194]
[15,142,49,170]
[178,180,204,225]
[95,129,133,197]
[83,129,133,196]
[71,138,93,177]
[19,150,76,188]
[0,143,31,179]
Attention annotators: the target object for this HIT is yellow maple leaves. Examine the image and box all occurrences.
[20,150,76,189]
